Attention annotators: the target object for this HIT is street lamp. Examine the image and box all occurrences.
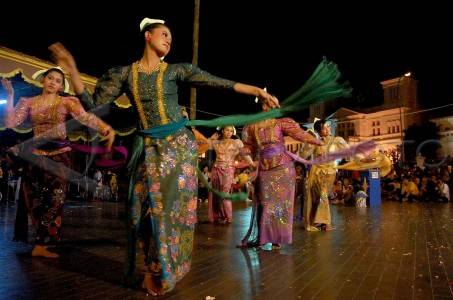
[397,72,411,164]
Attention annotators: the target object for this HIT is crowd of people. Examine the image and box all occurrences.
[382,164,451,202]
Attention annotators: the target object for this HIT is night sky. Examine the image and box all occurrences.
[1,1,451,123]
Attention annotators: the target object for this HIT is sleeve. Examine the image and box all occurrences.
[5,97,30,128]
[280,118,322,148]
[65,97,111,136]
[333,136,349,150]
[280,118,311,142]
[241,125,256,156]
[209,139,219,150]
[299,143,315,159]
[191,128,210,155]
[78,66,129,110]
[175,63,236,90]
[235,138,253,164]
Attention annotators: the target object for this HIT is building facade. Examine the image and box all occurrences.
[287,75,452,160]
[431,116,453,157]
[0,46,130,106]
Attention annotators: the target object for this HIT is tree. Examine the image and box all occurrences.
[403,121,441,163]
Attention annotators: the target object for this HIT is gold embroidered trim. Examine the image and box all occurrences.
[131,62,169,127]
[32,147,71,156]
[131,62,149,130]
[156,63,169,124]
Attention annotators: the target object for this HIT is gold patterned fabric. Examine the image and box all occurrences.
[6,95,110,144]
[208,138,245,223]
[242,118,311,245]
[301,136,348,227]
[5,93,109,247]
[78,62,236,293]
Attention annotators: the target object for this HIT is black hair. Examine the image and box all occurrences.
[314,119,327,134]
[43,68,65,81]
[307,130,317,138]
[353,183,362,193]
[219,126,237,140]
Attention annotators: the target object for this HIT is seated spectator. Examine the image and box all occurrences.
[419,176,430,202]
[382,171,401,201]
[342,178,354,206]
[332,180,344,204]
[436,179,450,202]
[353,183,368,207]
[401,176,419,202]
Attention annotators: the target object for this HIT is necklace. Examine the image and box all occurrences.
[39,94,60,103]
[138,60,161,74]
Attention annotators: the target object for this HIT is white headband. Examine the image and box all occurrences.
[139,18,165,32]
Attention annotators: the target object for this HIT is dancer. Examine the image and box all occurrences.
[1,67,114,258]
[240,99,321,250]
[300,119,348,231]
[49,18,278,296]
[208,126,253,224]
[300,119,389,231]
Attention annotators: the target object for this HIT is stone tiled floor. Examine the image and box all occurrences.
[1,199,453,299]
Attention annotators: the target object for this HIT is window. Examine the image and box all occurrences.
[377,121,380,126]
[372,121,375,126]
[392,126,395,133]
[388,127,391,134]
[377,128,380,135]
[373,129,375,136]
[389,87,398,100]
[397,125,400,132]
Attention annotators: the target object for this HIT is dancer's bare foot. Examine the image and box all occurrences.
[306,225,320,232]
[31,245,59,258]
[142,273,164,297]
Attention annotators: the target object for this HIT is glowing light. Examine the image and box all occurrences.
[0,99,7,105]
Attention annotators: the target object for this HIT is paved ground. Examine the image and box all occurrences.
[1,199,453,299]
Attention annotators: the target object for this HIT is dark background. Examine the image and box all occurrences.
[1,1,451,125]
